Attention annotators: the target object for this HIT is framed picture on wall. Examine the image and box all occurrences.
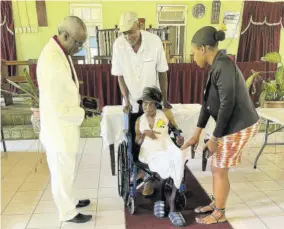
[139,18,145,30]
[211,0,221,24]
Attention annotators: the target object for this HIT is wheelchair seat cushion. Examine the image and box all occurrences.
[154,201,165,218]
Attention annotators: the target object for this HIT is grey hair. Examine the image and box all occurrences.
[58,16,87,35]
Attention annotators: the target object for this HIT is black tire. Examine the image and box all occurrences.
[127,196,136,215]
[117,144,123,197]
[121,141,130,203]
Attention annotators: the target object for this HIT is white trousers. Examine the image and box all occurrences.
[45,147,78,221]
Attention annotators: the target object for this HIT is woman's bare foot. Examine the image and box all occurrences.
[196,209,227,224]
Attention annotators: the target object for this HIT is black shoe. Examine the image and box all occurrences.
[76,199,91,208]
[66,213,92,223]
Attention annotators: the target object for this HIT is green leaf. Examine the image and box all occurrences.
[23,69,38,99]
[6,79,38,101]
[259,90,267,107]
[261,52,282,63]
[266,81,277,93]
[245,72,259,89]
[275,67,284,89]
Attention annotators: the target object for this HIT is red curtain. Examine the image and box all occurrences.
[1,1,17,75]
[237,1,284,62]
[29,62,273,110]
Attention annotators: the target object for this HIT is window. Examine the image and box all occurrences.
[70,4,102,64]
[157,5,187,62]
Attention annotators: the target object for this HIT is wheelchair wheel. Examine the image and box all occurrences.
[127,196,136,215]
[117,144,123,197]
[117,141,129,200]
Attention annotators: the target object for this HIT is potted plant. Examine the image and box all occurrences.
[1,68,40,132]
[246,52,284,108]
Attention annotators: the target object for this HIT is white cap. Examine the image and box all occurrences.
[119,12,138,33]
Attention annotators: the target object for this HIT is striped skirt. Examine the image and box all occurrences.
[212,121,260,168]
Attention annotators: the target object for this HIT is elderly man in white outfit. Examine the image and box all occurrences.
[111,11,171,196]
[37,16,92,224]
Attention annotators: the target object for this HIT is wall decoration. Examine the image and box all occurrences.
[138,18,145,30]
[223,12,240,38]
[211,0,221,24]
[192,4,205,19]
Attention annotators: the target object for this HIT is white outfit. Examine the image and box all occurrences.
[37,38,85,221]
[139,110,189,188]
[111,31,169,112]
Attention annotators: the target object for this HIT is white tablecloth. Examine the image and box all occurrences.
[257,108,284,125]
[100,104,215,150]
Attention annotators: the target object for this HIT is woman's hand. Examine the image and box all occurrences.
[143,130,161,140]
[180,136,199,150]
[205,138,218,154]
[176,136,184,146]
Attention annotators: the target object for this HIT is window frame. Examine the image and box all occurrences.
[69,3,103,64]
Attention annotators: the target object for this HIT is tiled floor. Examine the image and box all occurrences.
[1,132,284,229]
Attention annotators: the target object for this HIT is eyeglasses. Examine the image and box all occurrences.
[65,31,86,48]
[71,36,86,48]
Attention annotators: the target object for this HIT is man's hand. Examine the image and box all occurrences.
[123,101,132,114]
[162,100,172,109]
[143,130,161,140]
[180,136,199,150]
[176,135,184,146]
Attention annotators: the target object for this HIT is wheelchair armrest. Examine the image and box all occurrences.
[169,123,183,137]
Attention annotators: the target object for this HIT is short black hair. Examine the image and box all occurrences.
[191,26,225,47]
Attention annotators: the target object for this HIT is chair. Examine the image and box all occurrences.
[146,25,169,41]
[117,111,189,215]
[93,25,119,64]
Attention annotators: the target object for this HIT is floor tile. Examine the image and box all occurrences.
[95,210,125,226]
[226,204,256,219]
[27,213,61,228]
[238,191,271,203]
[247,201,284,217]
[3,202,38,215]
[11,190,43,203]
[40,188,53,201]
[231,182,259,193]
[97,198,124,211]
[19,181,49,192]
[34,201,58,214]
[74,189,98,199]
[98,188,119,198]
[253,181,284,191]
[99,175,118,188]
[261,214,284,229]
[244,172,273,182]
[228,217,268,229]
[1,214,31,229]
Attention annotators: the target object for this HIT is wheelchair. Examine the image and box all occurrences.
[117,111,189,215]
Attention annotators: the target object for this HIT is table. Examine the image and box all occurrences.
[254,108,284,169]
[100,104,215,175]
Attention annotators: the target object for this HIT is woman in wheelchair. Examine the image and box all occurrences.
[134,86,188,226]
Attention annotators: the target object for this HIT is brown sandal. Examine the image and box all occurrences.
[194,195,215,213]
[196,207,227,224]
